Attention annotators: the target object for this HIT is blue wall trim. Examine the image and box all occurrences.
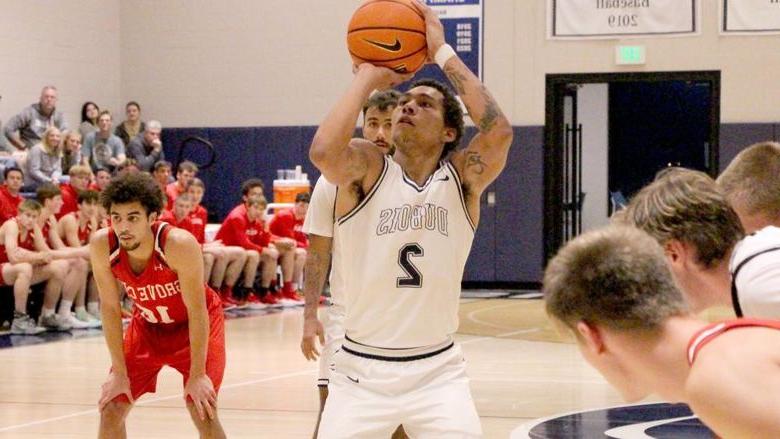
[163,123,775,284]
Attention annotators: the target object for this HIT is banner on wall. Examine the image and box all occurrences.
[548,0,699,39]
[722,0,780,34]
[414,0,483,83]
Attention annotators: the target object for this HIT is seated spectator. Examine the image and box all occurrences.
[717,141,780,232]
[0,167,24,224]
[215,195,281,308]
[25,126,63,189]
[114,101,145,146]
[79,102,99,140]
[186,178,248,306]
[90,167,112,192]
[57,165,92,219]
[159,194,216,281]
[269,192,309,303]
[61,130,88,175]
[127,120,164,172]
[3,86,68,162]
[57,189,101,327]
[36,184,90,329]
[165,160,197,210]
[82,111,126,172]
[0,199,70,332]
[242,178,265,199]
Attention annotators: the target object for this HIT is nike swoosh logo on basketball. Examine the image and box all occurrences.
[347,375,360,384]
[364,38,402,52]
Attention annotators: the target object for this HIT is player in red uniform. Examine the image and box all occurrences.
[186,178,248,306]
[0,167,24,224]
[268,192,309,302]
[57,165,92,219]
[544,225,780,438]
[91,173,225,438]
[58,189,101,326]
[165,160,197,211]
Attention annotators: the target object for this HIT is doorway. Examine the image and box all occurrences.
[543,71,721,262]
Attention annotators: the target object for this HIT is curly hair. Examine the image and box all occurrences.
[409,79,464,158]
[100,172,164,215]
[624,168,744,268]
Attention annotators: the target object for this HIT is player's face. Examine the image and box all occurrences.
[47,195,63,214]
[362,107,395,153]
[392,86,451,153]
[187,186,204,205]
[70,174,90,190]
[177,170,195,187]
[293,201,308,219]
[96,171,111,188]
[174,199,192,218]
[154,166,171,185]
[5,171,23,192]
[80,201,98,218]
[246,186,263,199]
[17,210,38,229]
[109,202,156,251]
[247,204,264,222]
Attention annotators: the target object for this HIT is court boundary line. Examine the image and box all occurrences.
[0,369,315,433]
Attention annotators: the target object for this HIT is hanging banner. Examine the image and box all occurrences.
[722,0,780,34]
[415,0,483,82]
[548,0,699,39]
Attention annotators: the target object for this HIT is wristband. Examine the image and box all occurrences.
[435,44,457,69]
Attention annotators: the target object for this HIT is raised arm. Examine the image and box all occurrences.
[415,2,513,195]
[309,65,410,187]
[90,229,134,408]
[165,229,216,420]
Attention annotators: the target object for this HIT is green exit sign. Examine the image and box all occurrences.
[616,45,645,65]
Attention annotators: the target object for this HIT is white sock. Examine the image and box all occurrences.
[59,300,73,317]
[75,306,87,314]
[42,308,55,317]
[87,302,99,315]
[292,282,298,291]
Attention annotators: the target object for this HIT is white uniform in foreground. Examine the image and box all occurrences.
[319,156,481,438]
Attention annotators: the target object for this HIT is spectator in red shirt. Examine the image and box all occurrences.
[0,167,25,224]
[269,192,310,301]
[186,178,247,300]
[160,194,218,286]
[166,160,197,211]
[215,194,282,307]
[57,165,92,219]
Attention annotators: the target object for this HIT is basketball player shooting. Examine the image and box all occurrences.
[90,173,226,439]
[309,2,513,437]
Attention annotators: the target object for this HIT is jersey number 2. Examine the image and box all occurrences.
[136,303,174,324]
[397,243,424,288]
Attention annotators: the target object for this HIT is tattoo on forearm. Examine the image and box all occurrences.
[466,151,487,175]
[443,64,468,96]
[304,253,326,309]
[479,86,500,132]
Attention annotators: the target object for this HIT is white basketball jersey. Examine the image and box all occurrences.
[334,155,475,349]
[730,225,780,318]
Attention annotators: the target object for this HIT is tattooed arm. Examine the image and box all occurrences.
[416,2,513,206]
[300,234,330,360]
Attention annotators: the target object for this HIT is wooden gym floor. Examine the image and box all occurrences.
[0,296,727,438]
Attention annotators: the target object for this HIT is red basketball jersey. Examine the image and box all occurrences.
[0,219,36,264]
[109,221,220,325]
[687,318,780,365]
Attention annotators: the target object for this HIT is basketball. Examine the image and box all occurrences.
[347,0,428,74]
